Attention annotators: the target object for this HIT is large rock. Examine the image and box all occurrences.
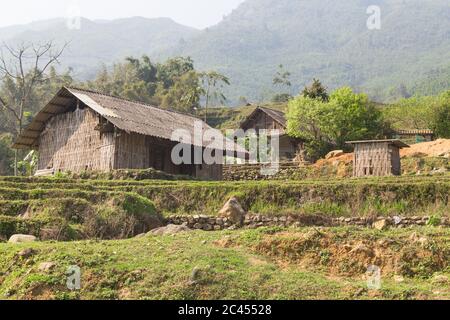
[8,234,37,243]
[218,197,246,226]
[38,262,56,273]
[432,274,449,284]
[149,224,191,236]
[373,219,390,231]
[325,150,345,160]
[17,248,36,258]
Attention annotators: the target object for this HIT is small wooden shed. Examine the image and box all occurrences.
[346,140,409,177]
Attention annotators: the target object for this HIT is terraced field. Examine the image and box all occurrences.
[0,226,449,300]
[0,175,448,240]
[0,174,449,300]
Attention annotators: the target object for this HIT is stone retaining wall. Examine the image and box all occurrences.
[222,163,319,181]
[166,214,449,231]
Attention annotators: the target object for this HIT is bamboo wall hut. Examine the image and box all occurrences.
[346,140,409,177]
[13,87,244,180]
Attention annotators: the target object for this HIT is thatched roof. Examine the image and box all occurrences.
[14,87,246,154]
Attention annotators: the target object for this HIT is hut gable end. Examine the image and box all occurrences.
[240,107,286,133]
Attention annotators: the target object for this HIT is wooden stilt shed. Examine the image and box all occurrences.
[346,140,409,177]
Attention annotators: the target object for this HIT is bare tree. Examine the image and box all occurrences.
[0,41,66,175]
[199,71,230,124]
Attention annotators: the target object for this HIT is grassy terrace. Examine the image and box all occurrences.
[0,174,448,210]
[0,174,448,240]
[0,226,448,300]
[0,175,448,300]
[0,175,450,240]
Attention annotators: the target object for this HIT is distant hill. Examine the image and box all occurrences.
[0,0,449,103]
[0,17,200,79]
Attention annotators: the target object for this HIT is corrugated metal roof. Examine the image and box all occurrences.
[395,129,434,135]
[13,87,247,154]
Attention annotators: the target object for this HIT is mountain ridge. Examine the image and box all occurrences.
[0,0,448,103]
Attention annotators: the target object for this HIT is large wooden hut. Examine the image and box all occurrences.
[13,87,244,180]
[240,107,304,161]
[347,140,409,177]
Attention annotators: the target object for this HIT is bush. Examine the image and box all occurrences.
[0,134,14,176]
[383,91,450,138]
[287,87,387,160]
[0,193,163,241]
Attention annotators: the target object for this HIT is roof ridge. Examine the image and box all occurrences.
[258,106,286,114]
[65,86,205,123]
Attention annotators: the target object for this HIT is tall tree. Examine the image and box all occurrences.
[0,41,66,175]
[272,64,292,102]
[287,87,387,160]
[273,64,292,89]
[160,70,203,113]
[302,78,329,102]
[199,71,230,123]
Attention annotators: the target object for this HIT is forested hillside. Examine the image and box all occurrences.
[168,0,450,103]
[0,0,448,103]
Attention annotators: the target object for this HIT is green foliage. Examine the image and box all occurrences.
[271,93,292,103]
[0,1,449,104]
[0,191,162,240]
[86,55,229,114]
[0,134,14,175]
[199,71,230,108]
[383,91,450,138]
[16,151,38,177]
[302,79,329,102]
[427,215,442,227]
[431,92,450,138]
[287,87,387,160]
[0,175,447,219]
[271,65,292,103]
[159,70,202,113]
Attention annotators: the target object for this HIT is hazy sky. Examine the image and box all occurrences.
[0,0,246,29]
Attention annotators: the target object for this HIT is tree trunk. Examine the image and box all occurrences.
[204,86,210,125]
[14,149,18,176]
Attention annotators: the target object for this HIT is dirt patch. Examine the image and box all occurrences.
[231,230,449,278]
[23,283,66,300]
[315,139,450,167]
[247,256,269,266]
[213,235,237,248]
[401,139,450,158]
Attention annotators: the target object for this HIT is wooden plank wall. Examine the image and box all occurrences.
[390,145,401,175]
[353,142,393,177]
[244,111,284,133]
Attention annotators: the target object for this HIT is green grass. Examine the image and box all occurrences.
[0,175,448,240]
[0,192,162,241]
[0,226,448,300]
